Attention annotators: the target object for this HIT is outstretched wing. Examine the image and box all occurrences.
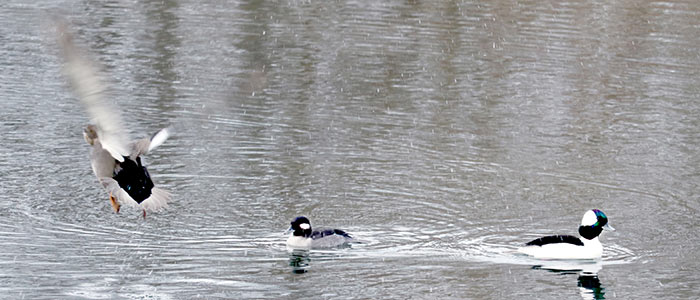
[56,20,130,162]
[130,128,170,159]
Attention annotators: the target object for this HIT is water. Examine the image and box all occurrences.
[1,0,699,299]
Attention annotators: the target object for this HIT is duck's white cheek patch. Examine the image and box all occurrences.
[581,210,598,226]
[300,223,310,230]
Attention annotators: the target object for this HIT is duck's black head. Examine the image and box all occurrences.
[290,216,312,238]
[578,209,613,240]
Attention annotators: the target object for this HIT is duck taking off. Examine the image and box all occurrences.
[56,20,171,216]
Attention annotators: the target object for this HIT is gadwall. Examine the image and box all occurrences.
[56,21,171,216]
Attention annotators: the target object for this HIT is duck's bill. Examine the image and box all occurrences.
[284,227,293,235]
[603,223,615,231]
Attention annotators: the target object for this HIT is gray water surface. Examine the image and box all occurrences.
[1,0,699,299]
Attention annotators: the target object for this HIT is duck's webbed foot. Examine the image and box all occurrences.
[109,192,120,213]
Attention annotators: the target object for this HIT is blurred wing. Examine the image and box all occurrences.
[148,128,170,152]
[131,128,170,158]
[130,139,150,159]
[56,20,130,161]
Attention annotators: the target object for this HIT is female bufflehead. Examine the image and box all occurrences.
[57,22,171,217]
[518,209,614,260]
[286,216,353,249]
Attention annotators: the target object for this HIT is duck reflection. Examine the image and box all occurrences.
[577,274,604,300]
[288,249,311,274]
[533,261,605,300]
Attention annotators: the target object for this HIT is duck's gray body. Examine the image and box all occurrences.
[88,139,116,179]
[310,228,353,248]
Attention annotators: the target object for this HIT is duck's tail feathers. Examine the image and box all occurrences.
[99,178,170,212]
[139,187,171,212]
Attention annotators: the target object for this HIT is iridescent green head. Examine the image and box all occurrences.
[578,209,614,240]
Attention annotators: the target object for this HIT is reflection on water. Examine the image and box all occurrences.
[288,249,311,274]
[533,260,603,275]
[533,261,605,300]
[578,275,605,300]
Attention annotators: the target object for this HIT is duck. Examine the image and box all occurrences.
[56,20,171,217]
[83,125,171,216]
[517,209,614,259]
[286,216,353,249]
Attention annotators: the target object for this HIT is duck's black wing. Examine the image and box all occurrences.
[525,235,583,246]
[310,228,352,240]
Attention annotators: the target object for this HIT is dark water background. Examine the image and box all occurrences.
[1,0,699,299]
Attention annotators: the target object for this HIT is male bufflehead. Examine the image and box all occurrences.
[518,209,614,259]
[56,21,171,217]
[286,216,353,249]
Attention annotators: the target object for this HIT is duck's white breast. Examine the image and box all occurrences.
[286,235,312,250]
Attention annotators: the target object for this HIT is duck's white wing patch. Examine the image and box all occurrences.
[57,20,130,162]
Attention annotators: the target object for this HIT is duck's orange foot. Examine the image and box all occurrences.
[109,193,120,213]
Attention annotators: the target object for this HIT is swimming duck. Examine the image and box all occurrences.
[56,21,171,216]
[286,216,353,249]
[518,209,614,259]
